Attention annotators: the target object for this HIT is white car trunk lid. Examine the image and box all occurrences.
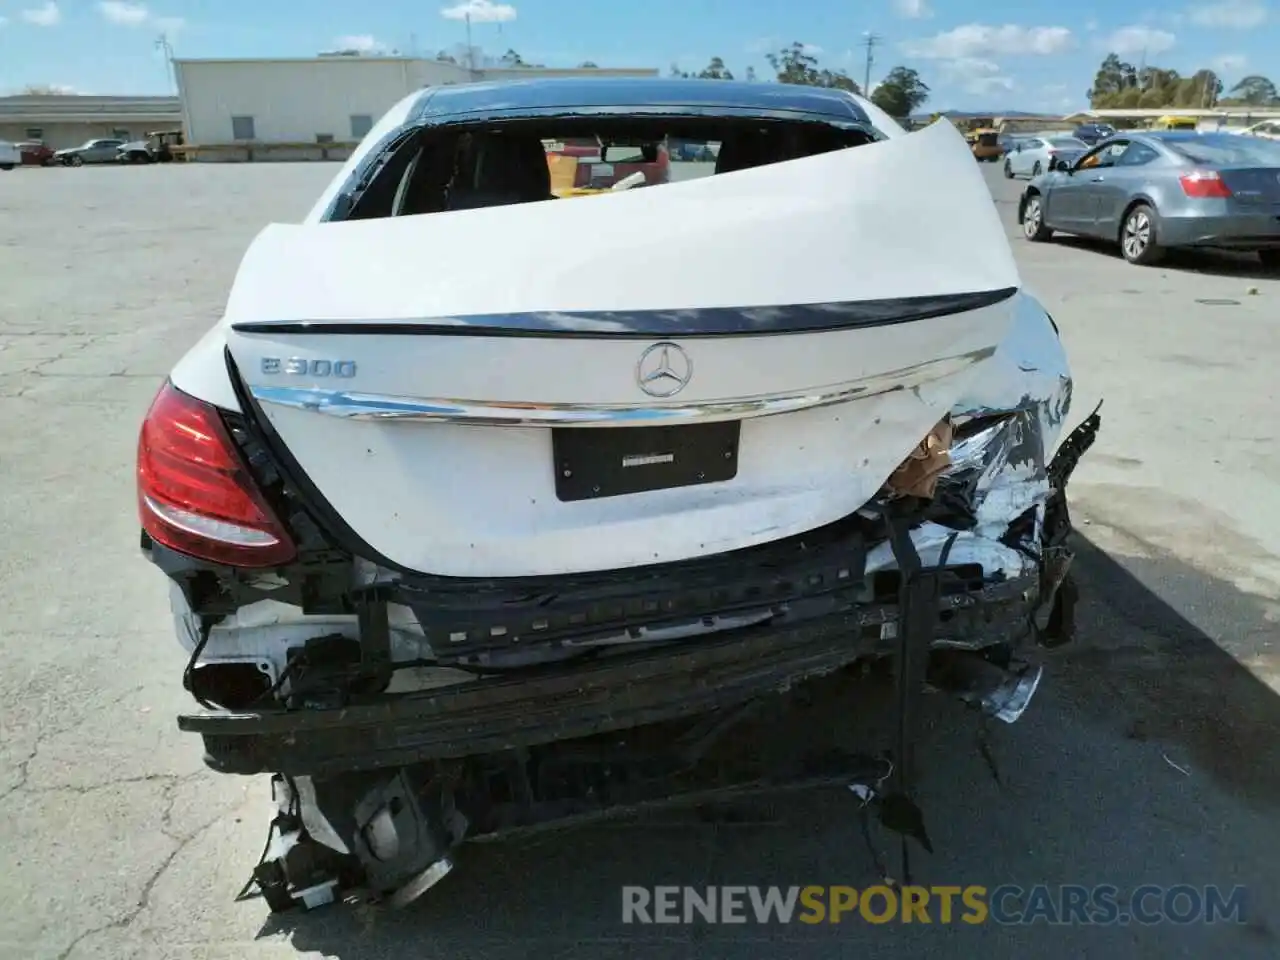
[220,120,1022,576]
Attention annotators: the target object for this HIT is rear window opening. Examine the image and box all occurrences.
[336,116,879,221]
[1163,134,1280,167]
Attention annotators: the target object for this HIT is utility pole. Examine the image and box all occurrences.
[465,12,475,73]
[155,33,177,94]
[860,32,881,95]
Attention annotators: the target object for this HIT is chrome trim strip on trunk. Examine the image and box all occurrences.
[230,288,1019,340]
[249,348,995,428]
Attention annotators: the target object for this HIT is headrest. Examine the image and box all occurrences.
[472,133,552,199]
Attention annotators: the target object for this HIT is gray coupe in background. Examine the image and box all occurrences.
[1017,132,1280,267]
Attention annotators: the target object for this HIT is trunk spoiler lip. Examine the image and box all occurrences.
[246,345,996,428]
[229,286,1018,340]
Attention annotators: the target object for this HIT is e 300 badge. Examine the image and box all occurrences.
[261,358,357,377]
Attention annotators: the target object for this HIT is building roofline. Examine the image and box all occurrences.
[173,56,421,64]
[172,57,658,72]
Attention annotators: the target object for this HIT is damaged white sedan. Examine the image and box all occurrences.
[135,77,1099,911]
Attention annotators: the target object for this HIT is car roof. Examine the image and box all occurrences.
[412,76,869,125]
[1144,131,1226,143]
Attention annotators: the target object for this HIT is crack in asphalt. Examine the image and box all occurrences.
[53,773,245,960]
[0,685,146,803]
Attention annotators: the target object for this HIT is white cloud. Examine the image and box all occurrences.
[1085,19,1099,31]
[98,1,149,25]
[1212,52,1248,72]
[440,0,517,23]
[893,0,933,20]
[1188,0,1268,28]
[1101,25,1177,55]
[939,57,1015,95]
[21,2,61,26]
[96,2,182,33]
[902,24,1073,59]
[335,34,382,52]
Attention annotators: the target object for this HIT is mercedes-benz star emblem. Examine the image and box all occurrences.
[635,342,693,398]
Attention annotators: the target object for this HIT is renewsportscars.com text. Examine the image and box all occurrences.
[621,885,1247,926]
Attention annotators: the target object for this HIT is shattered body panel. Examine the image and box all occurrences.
[136,78,1099,913]
[157,295,1096,909]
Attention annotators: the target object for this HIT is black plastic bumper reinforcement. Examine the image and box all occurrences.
[178,571,1039,778]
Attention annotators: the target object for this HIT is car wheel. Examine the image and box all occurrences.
[1032,161,1042,176]
[1022,194,1053,242]
[69,155,83,167]
[1121,203,1164,265]
[0,164,13,171]
[1258,250,1280,270]
[1003,160,1014,179]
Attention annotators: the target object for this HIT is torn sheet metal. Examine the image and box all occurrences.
[951,289,1073,444]
[871,294,1071,582]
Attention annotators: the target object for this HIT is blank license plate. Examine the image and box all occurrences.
[552,421,740,502]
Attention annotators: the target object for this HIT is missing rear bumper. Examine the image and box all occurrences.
[179,572,1042,778]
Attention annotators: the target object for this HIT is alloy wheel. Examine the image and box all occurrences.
[1123,211,1150,260]
[1023,198,1042,238]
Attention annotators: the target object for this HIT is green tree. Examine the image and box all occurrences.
[745,65,757,82]
[1089,53,1138,107]
[870,66,930,118]
[1227,74,1277,104]
[1178,70,1222,107]
[1115,87,1142,109]
[577,60,599,68]
[697,56,734,80]
[766,42,860,93]
[1137,87,1166,109]
[500,49,527,67]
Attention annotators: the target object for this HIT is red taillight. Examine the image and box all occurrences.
[137,381,296,567]
[1179,170,1232,198]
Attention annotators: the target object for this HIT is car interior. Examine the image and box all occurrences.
[341,118,879,221]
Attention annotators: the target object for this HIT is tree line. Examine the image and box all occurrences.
[668,43,931,119]
[468,42,932,118]
[1089,53,1278,110]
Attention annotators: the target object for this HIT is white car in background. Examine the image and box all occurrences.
[1237,120,1280,140]
[0,140,19,170]
[1003,134,1089,179]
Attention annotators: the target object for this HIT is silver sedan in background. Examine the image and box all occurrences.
[1016,132,1280,267]
[1003,134,1088,179]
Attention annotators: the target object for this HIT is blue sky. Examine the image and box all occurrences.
[0,0,1273,111]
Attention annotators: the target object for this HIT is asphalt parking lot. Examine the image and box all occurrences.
[1,159,1278,959]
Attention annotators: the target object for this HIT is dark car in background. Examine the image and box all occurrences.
[1072,123,1116,146]
[1018,131,1280,267]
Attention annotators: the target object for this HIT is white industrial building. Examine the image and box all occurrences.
[173,56,660,161]
[0,95,181,150]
